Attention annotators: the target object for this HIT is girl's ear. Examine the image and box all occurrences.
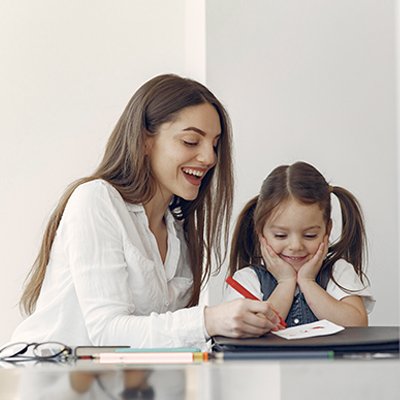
[258,233,268,247]
[326,219,333,238]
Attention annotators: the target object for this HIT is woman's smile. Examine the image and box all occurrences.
[181,167,207,187]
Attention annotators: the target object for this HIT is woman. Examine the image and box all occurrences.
[12,74,280,348]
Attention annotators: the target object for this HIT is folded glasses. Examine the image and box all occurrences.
[0,341,72,362]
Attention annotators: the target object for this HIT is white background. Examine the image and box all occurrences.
[0,0,398,345]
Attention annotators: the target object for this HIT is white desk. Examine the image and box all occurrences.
[0,358,399,399]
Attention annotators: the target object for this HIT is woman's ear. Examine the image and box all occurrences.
[144,136,154,156]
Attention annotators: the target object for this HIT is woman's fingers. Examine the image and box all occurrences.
[204,299,282,338]
[231,300,282,336]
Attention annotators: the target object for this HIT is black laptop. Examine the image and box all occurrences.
[212,326,399,354]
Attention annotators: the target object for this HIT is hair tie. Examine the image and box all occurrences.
[328,185,334,193]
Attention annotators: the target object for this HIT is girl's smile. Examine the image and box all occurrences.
[280,254,308,268]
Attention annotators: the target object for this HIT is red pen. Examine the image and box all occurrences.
[226,276,287,328]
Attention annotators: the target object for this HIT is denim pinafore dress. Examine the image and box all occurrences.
[252,264,330,327]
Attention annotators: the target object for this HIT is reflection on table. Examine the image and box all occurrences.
[4,365,185,400]
[0,358,399,400]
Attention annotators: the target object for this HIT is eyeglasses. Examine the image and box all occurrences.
[0,341,72,362]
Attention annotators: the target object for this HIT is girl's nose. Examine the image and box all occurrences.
[289,237,304,251]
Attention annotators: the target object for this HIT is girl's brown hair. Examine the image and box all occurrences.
[229,161,367,287]
[21,74,234,314]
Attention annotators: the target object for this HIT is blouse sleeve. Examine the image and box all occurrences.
[326,259,375,314]
[60,182,206,348]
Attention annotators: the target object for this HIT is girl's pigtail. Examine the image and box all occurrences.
[329,186,367,282]
[228,196,260,276]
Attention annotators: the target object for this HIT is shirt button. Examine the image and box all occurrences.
[294,318,300,324]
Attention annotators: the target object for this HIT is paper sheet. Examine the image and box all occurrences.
[271,319,344,340]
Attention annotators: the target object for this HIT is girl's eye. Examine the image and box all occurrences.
[304,234,317,239]
[274,234,287,239]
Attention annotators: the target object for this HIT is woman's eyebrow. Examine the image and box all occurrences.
[182,127,205,135]
[182,127,221,139]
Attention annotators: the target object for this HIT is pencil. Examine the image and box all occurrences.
[226,276,259,300]
[213,351,335,360]
[115,347,201,353]
[95,352,209,364]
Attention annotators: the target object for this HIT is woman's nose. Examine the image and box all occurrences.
[197,143,216,167]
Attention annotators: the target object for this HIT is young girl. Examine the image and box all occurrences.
[225,161,374,328]
[11,74,281,349]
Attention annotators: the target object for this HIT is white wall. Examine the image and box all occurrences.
[206,0,399,326]
[0,0,187,344]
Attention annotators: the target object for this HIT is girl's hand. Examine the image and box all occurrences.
[204,299,282,338]
[259,236,296,284]
[297,236,328,283]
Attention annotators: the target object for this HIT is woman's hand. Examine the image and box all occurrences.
[259,236,296,284]
[204,299,281,338]
[297,236,328,284]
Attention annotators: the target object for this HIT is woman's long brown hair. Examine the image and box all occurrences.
[21,74,234,315]
[229,161,367,288]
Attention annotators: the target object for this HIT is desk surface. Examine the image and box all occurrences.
[1,357,399,400]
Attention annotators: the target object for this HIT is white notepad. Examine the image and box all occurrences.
[271,319,344,340]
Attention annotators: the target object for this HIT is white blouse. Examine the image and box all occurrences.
[224,259,375,314]
[12,180,207,348]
